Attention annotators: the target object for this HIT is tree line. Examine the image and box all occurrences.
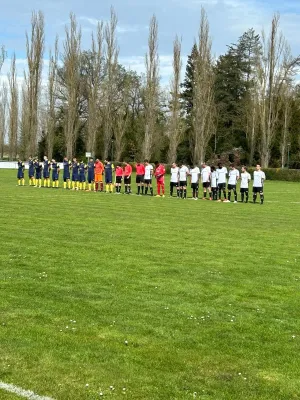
[0,8,300,168]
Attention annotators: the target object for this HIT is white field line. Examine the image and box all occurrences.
[0,382,55,400]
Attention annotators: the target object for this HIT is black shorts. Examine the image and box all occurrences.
[116,176,122,184]
[170,181,178,188]
[144,179,152,185]
[202,182,210,188]
[179,181,187,187]
[240,188,249,193]
[124,176,131,185]
[191,183,199,189]
[253,186,263,193]
[218,183,226,190]
[228,184,236,190]
[136,175,144,184]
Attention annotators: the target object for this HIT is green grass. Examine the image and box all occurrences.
[1,170,300,400]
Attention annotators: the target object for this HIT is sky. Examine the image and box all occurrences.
[1,0,300,83]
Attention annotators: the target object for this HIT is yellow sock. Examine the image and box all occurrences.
[80,183,83,190]
[52,181,55,188]
[39,179,41,187]
[22,179,25,186]
[92,183,95,191]
[18,179,21,186]
[110,184,113,192]
[56,181,59,188]
[76,182,79,190]
[83,182,86,190]
[63,182,67,189]
[106,184,109,192]
[68,181,71,189]
[29,180,31,186]
[33,178,36,186]
[72,182,75,189]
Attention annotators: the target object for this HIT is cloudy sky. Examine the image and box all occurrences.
[1,0,300,82]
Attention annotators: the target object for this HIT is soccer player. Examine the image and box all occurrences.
[170,163,179,197]
[63,157,71,189]
[226,163,240,203]
[79,161,87,190]
[201,163,211,199]
[190,164,200,200]
[210,166,218,200]
[144,160,154,196]
[43,156,51,188]
[28,156,35,186]
[253,164,266,205]
[104,160,114,193]
[124,162,132,194]
[87,158,95,191]
[135,162,145,195]
[71,158,79,190]
[216,162,228,202]
[178,163,190,199]
[240,166,251,203]
[115,164,123,194]
[17,159,25,186]
[154,162,166,197]
[51,159,60,188]
[94,159,104,192]
[34,158,42,188]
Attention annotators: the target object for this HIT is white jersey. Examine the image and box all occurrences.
[211,171,217,188]
[253,170,266,187]
[144,164,153,180]
[240,172,251,189]
[228,169,240,185]
[170,167,179,183]
[190,167,200,183]
[201,166,211,183]
[179,166,189,181]
[216,167,228,184]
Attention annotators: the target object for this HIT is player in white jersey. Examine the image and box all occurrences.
[190,164,200,200]
[201,163,212,200]
[253,164,266,204]
[170,163,179,197]
[178,163,190,199]
[210,166,218,200]
[240,166,251,203]
[216,163,228,201]
[144,160,154,196]
[225,164,240,203]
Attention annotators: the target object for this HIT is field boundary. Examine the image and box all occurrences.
[0,382,54,400]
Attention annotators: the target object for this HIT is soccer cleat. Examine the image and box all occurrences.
[155,195,161,197]
[234,201,238,204]
[217,199,222,202]
[224,200,230,203]
[162,195,165,198]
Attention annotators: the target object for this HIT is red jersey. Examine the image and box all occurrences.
[95,161,104,174]
[155,164,166,183]
[124,164,132,177]
[115,166,123,177]
[136,164,145,175]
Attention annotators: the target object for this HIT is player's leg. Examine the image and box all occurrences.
[218,184,222,200]
[157,181,161,196]
[233,187,237,203]
[145,182,148,195]
[162,183,165,197]
[150,183,153,196]
[203,185,207,199]
[228,186,231,201]
[241,189,244,203]
[183,184,187,199]
[223,184,227,200]
[260,189,264,205]
[141,181,144,195]
[245,189,249,203]
[253,188,257,203]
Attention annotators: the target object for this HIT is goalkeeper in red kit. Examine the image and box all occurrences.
[154,162,166,197]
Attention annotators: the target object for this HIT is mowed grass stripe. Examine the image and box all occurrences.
[1,170,300,399]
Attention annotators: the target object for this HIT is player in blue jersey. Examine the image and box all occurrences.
[17,159,25,186]
[71,158,79,190]
[104,159,114,193]
[87,158,95,191]
[34,159,42,188]
[43,156,51,188]
[62,157,71,189]
[28,156,35,186]
[79,161,87,190]
[51,159,60,188]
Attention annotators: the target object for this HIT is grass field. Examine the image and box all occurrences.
[1,170,300,400]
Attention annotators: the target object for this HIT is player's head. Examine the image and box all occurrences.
[242,166,247,173]
[144,159,149,165]
[256,164,261,171]
[155,161,159,167]
[29,156,32,160]
[230,163,235,170]
[73,157,77,162]
[96,159,99,163]
[172,162,176,168]
[51,159,55,163]
[89,158,94,162]
[44,155,48,160]
[63,156,68,161]
[123,161,128,166]
[218,162,222,169]
[201,162,206,168]
[211,165,215,172]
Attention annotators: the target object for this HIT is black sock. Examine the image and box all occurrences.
[150,187,153,196]
[218,189,221,199]
[128,185,131,193]
[234,190,237,202]
[145,187,148,195]
[223,190,227,200]
[184,189,187,198]
[193,189,196,198]
[138,186,140,195]
[241,192,244,202]
[204,191,207,198]
[177,188,180,197]
[260,193,264,204]
[209,192,212,199]
[245,191,248,203]
[253,193,257,203]
[170,185,173,196]
[195,189,198,198]
[228,191,231,201]
[180,189,183,198]
[141,186,144,194]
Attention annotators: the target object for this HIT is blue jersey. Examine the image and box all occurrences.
[63,160,71,179]
[79,163,86,182]
[17,161,25,179]
[72,162,79,181]
[35,162,42,179]
[51,162,60,180]
[43,160,50,178]
[105,163,113,183]
[87,162,95,182]
[28,160,34,177]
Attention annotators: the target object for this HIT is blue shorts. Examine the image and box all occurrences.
[79,174,86,182]
[36,172,41,179]
[17,172,24,179]
[63,174,70,181]
[52,173,59,181]
[43,172,50,179]
[88,173,94,183]
[106,176,113,184]
[72,174,79,182]
[29,169,35,178]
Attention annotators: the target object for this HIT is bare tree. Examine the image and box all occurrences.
[62,13,81,158]
[167,35,183,163]
[20,75,30,158]
[0,82,8,159]
[103,7,119,160]
[25,10,45,158]
[192,8,216,164]
[257,14,300,167]
[0,46,5,71]
[8,54,18,160]
[280,83,293,168]
[142,15,159,160]
[46,37,58,159]
[86,22,104,156]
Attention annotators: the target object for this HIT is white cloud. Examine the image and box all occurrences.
[78,16,147,34]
